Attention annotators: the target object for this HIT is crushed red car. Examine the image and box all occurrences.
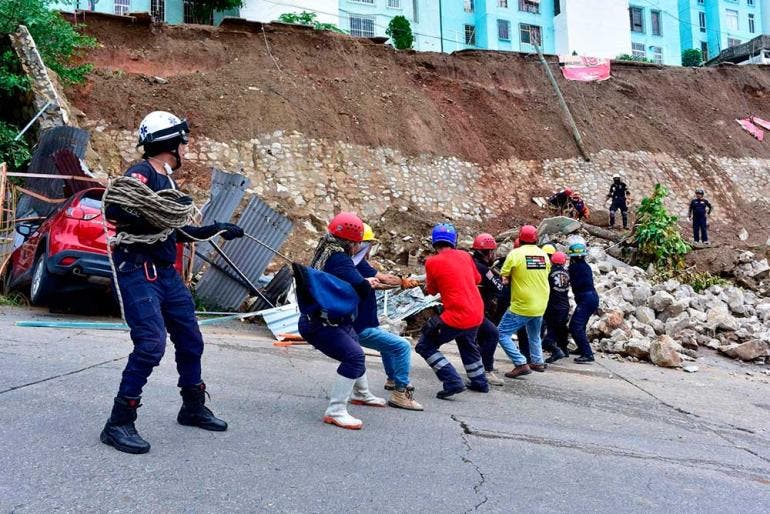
[3,187,115,305]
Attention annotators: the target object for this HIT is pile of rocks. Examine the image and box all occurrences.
[588,252,770,368]
[733,251,770,296]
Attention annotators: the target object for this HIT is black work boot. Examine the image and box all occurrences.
[100,396,151,454]
[177,383,228,431]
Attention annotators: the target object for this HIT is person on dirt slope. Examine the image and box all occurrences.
[570,192,590,221]
[415,223,489,399]
[548,187,574,215]
[497,225,551,379]
[568,240,599,364]
[688,188,713,245]
[300,212,386,430]
[101,111,243,455]
[607,174,631,229]
[353,223,423,411]
[470,233,506,387]
[542,251,572,364]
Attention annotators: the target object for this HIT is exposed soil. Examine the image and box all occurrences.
[70,15,770,166]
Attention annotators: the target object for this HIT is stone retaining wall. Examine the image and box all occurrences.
[101,128,770,223]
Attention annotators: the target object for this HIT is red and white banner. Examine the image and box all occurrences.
[737,118,765,141]
[751,116,770,131]
[560,56,611,82]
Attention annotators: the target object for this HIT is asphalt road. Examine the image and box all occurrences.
[1,306,769,513]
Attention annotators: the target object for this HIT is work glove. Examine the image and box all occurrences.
[215,222,244,240]
[175,195,194,206]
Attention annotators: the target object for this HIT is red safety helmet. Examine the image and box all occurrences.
[564,187,573,196]
[551,251,567,265]
[327,212,364,242]
[519,225,538,244]
[472,233,497,250]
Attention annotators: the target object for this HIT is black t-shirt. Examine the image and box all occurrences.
[689,198,712,219]
[546,265,570,312]
[473,253,505,317]
[608,181,629,202]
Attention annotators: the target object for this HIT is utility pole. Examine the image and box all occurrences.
[533,42,590,162]
[438,0,444,53]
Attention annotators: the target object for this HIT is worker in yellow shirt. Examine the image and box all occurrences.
[496,225,551,378]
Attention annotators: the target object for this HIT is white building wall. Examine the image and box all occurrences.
[762,0,770,35]
[240,0,339,25]
[554,0,631,58]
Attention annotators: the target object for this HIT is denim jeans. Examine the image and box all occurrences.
[497,310,544,366]
[357,327,412,389]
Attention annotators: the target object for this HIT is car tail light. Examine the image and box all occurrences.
[66,207,99,221]
[59,256,77,266]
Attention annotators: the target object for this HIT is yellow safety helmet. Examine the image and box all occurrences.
[542,244,557,255]
[362,223,377,242]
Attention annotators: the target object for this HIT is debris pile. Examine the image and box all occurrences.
[588,251,770,367]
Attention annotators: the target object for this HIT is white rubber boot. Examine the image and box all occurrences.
[349,372,387,407]
[323,375,363,430]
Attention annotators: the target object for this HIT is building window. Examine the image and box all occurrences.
[519,23,541,45]
[697,0,703,4]
[651,10,661,36]
[701,41,709,61]
[114,0,130,15]
[651,46,663,64]
[519,0,540,14]
[748,0,754,6]
[727,38,741,48]
[151,0,164,21]
[554,0,560,16]
[388,0,401,8]
[631,42,646,59]
[351,0,375,3]
[464,0,474,13]
[725,9,739,31]
[629,7,644,33]
[498,0,508,7]
[464,24,476,45]
[698,12,706,33]
[350,16,376,37]
[497,19,511,41]
[749,13,755,33]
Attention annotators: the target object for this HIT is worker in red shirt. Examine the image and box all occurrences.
[415,223,488,399]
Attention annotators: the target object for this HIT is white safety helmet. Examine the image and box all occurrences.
[613,173,621,180]
[137,111,189,147]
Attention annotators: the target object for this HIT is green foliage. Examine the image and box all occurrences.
[652,269,729,293]
[188,0,243,25]
[0,293,26,306]
[386,15,414,50]
[0,0,96,94]
[616,53,654,64]
[0,120,31,172]
[682,48,703,67]
[633,183,691,269]
[277,11,346,33]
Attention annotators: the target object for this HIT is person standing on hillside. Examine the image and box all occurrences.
[100,111,243,455]
[568,241,600,364]
[415,223,488,399]
[688,188,713,245]
[470,233,505,387]
[354,223,423,411]
[607,174,631,229]
[496,225,551,378]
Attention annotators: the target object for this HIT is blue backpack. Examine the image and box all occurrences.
[292,263,359,319]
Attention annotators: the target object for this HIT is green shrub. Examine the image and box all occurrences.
[386,15,414,50]
[653,269,728,293]
[633,183,691,269]
[682,48,703,67]
[277,11,346,33]
[616,53,654,64]
[0,120,30,172]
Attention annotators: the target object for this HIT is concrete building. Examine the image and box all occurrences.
[336,1,441,52]
[555,0,632,60]
[679,0,764,62]
[50,0,237,25]
[628,0,682,65]
[241,0,339,25]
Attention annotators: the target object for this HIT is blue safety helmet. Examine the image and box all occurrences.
[567,242,587,257]
[431,223,458,248]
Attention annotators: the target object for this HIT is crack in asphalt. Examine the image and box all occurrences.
[450,414,489,512]
[0,355,127,396]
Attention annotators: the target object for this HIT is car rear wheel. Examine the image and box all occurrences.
[30,253,56,306]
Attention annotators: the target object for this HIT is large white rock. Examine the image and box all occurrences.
[624,338,651,360]
[650,335,683,368]
[718,340,770,361]
[635,306,656,325]
[705,308,739,332]
[756,303,770,322]
[631,283,653,306]
[725,287,746,315]
[665,313,691,336]
[647,291,675,313]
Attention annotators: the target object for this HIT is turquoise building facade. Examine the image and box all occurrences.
[679,0,764,61]
[48,0,234,25]
[628,0,682,65]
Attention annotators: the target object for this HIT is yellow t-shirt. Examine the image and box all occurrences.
[500,245,551,317]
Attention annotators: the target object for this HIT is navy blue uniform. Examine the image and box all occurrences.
[688,198,713,243]
[568,259,599,358]
[607,181,630,228]
[108,161,222,398]
[543,265,571,355]
[473,253,503,372]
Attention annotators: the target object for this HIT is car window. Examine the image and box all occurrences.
[79,197,103,210]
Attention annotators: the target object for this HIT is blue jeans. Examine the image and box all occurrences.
[497,310,544,366]
[116,262,204,398]
[357,327,412,389]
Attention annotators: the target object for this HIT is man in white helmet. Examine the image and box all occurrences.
[100,111,244,454]
[606,174,631,229]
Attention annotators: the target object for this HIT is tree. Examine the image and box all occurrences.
[189,0,243,25]
[0,0,96,94]
[682,48,703,67]
[386,15,413,50]
[277,11,345,33]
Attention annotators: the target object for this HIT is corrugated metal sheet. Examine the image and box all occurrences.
[195,196,293,310]
[260,304,300,338]
[193,168,250,273]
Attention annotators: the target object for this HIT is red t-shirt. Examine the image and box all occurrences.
[425,249,484,330]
